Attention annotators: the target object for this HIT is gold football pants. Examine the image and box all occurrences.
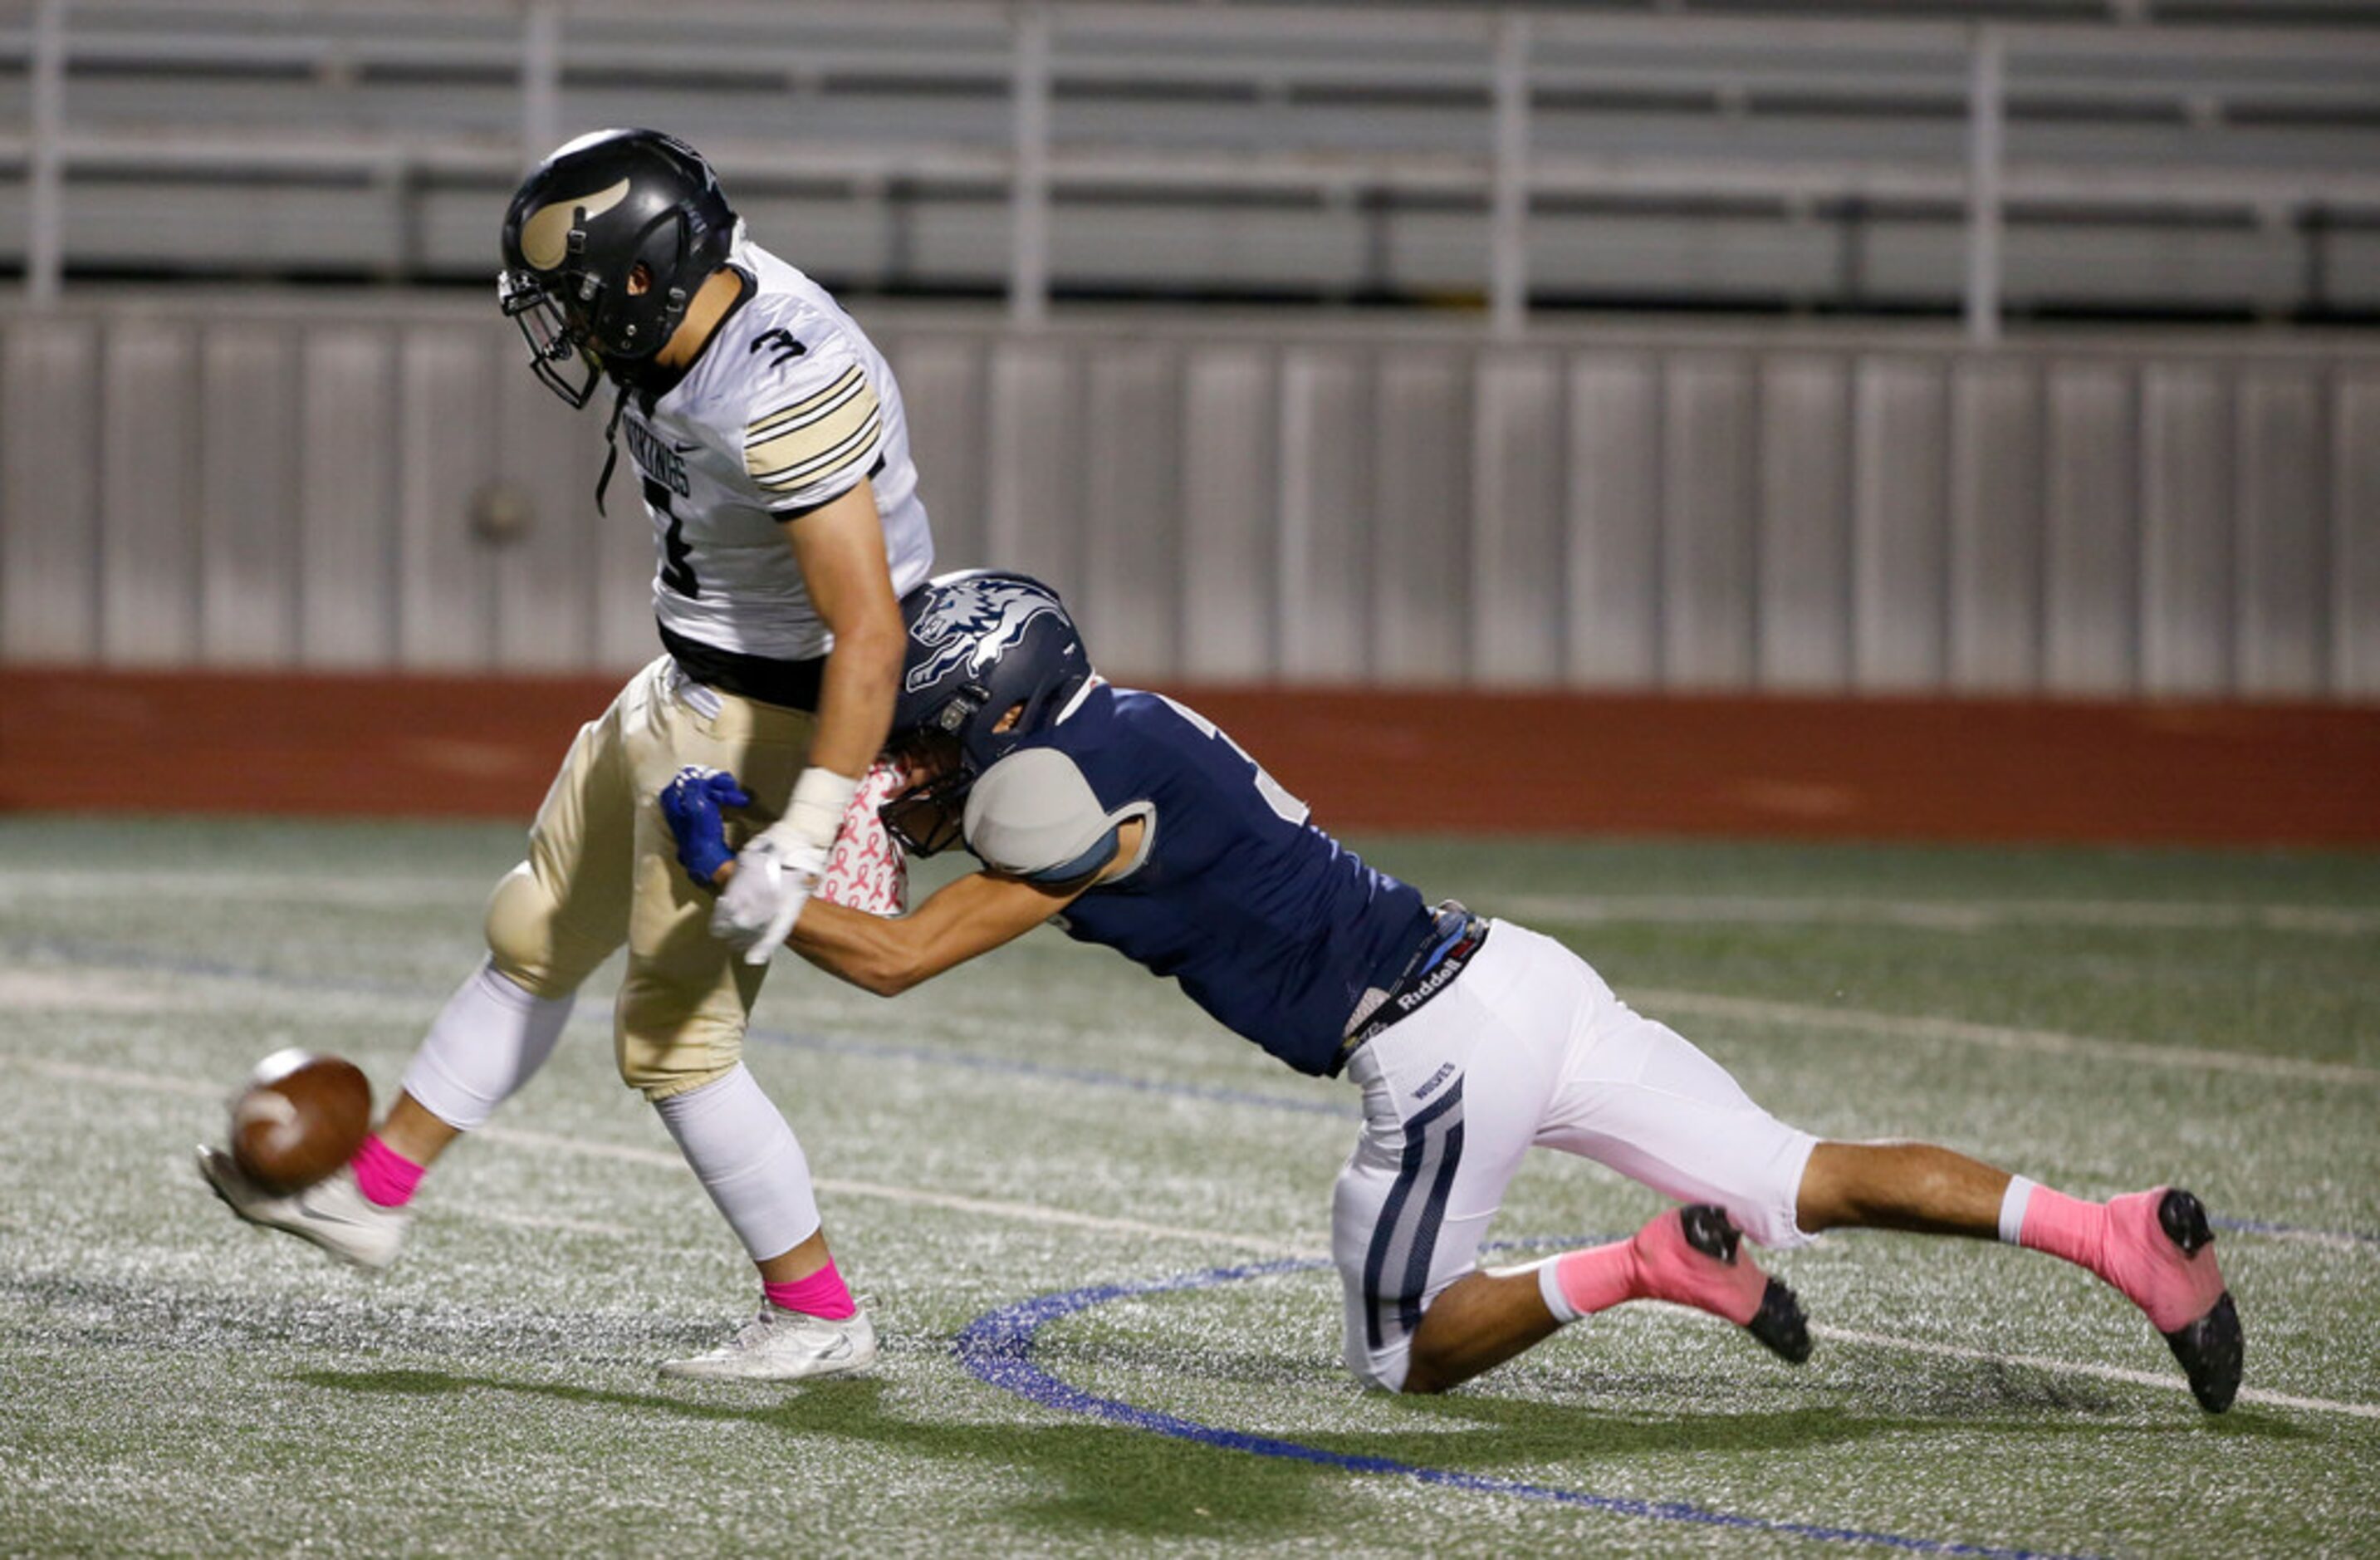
[483,655,814,1099]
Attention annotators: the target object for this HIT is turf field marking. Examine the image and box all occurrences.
[470,1209,644,1239]
[479,1126,1323,1258]
[0,969,186,1013]
[2209,1216,2379,1251]
[33,1058,223,1098]
[14,1003,2378,1251]
[0,870,479,909]
[752,1026,1351,1116]
[1632,987,2380,1087]
[1807,1324,2380,1421]
[12,925,2375,1089]
[36,1059,1274,1254]
[1493,893,2380,938]
[958,1261,2098,1559]
[23,1052,2380,1419]
[15,869,2377,936]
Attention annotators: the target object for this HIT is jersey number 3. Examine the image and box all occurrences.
[1158,696,1308,826]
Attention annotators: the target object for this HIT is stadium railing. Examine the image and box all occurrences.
[0,0,2375,328]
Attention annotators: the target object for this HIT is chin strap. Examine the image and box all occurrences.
[593,379,630,514]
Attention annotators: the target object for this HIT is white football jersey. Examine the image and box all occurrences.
[617,228,933,662]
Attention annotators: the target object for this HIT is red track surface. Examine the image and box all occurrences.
[4,670,2377,846]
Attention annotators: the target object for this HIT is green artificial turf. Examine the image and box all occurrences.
[2,817,2374,1557]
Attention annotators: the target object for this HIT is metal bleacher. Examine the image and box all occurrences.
[0,0,2375,327]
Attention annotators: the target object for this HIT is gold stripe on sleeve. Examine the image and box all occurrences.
[747,392,883,493]
[744,365,868,444]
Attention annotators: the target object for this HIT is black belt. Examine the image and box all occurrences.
[659,622,825,713]
[1336,900,1491,1068]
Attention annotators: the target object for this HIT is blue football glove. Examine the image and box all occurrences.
[660,766,749,887]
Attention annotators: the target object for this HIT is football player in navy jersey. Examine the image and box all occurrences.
[663,570,2243,1412]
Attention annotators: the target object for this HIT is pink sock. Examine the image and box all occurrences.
[2015,1184,2108,1271]
[350,1134,424,1209]
[2020,1184,2225,1332]
[1546,1239,1643,1320]
[1540,1209,1767,1327]
[764,1258,857,1321]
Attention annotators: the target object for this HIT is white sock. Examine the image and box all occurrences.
[1997,1175,2039,1245]
[653,1065,821,1263]
[1535,1256,1583,1325]
[400,960,575,1132]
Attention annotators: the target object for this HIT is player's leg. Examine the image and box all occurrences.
[1368,925,1805,1395]
[1795,1141,2240,1412]
[1532,929,2239,1412]
[198,670,641,1268]
[615,676,874,1381]
[1331,974,1542,1395]
[351,675,643,1185]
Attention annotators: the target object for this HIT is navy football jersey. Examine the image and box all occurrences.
[970,684,1433,1076]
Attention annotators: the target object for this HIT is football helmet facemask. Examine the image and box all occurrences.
[879,571,1093,857]
[497,127,737,408]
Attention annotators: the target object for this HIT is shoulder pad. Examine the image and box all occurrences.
[964,748,1129,885]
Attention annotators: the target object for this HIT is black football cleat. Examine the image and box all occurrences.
[1674,1204,1814,1365]
[2156,1190,2243,1414]
[1746,1277,1814,1366]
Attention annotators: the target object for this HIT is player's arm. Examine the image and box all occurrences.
[661,766,1135,996]
[708,479,904,960]
[788,804,1145,993]
[786,477,904,782]
[788,867,1085,996]
[709,336,906,960]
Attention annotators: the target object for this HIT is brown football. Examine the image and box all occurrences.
[228,1049,373,1195]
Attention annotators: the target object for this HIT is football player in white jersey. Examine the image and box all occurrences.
[198,128,930,1382]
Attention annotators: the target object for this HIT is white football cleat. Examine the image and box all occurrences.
[195,1145,409,1272]
[659,1302,879,1383]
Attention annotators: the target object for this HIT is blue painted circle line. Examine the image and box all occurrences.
[954,1256,2095,1560]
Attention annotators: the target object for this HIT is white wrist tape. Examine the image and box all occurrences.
[784,766,861,856]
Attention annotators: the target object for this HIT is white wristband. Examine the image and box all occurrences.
[784,766,861,856]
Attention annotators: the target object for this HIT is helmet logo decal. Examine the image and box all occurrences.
[906,577,1061,694]
[520,178,632,269]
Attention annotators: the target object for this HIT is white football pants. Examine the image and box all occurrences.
[1331,920,1818,1392]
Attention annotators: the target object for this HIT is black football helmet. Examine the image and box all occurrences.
[880,570,1093,856]
[497,128,737,408]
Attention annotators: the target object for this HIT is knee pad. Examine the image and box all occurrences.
[484,861,615,999]
[401,960,575,1133]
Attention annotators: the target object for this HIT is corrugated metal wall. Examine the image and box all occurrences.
[3,300,2374,699]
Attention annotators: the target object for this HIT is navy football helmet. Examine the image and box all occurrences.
[497,128,737,408]
[880,570,1091,856]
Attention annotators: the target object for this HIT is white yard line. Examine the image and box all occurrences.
[17,947,2372,1092]
[2216,1224,2377,1253]
[35,1058,224,1098]
[30,1053,2380,1422]
[11,867,2378,935]
[482,1125,1321,1258]
[1629,987,2380,1087]
[0,970,195,1013]
[813,1180,1320,1259]
[467,1209,645,1239]
[0,871,482,909]
[1809,1324,2380,1421]
[1492,892,2380,938]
